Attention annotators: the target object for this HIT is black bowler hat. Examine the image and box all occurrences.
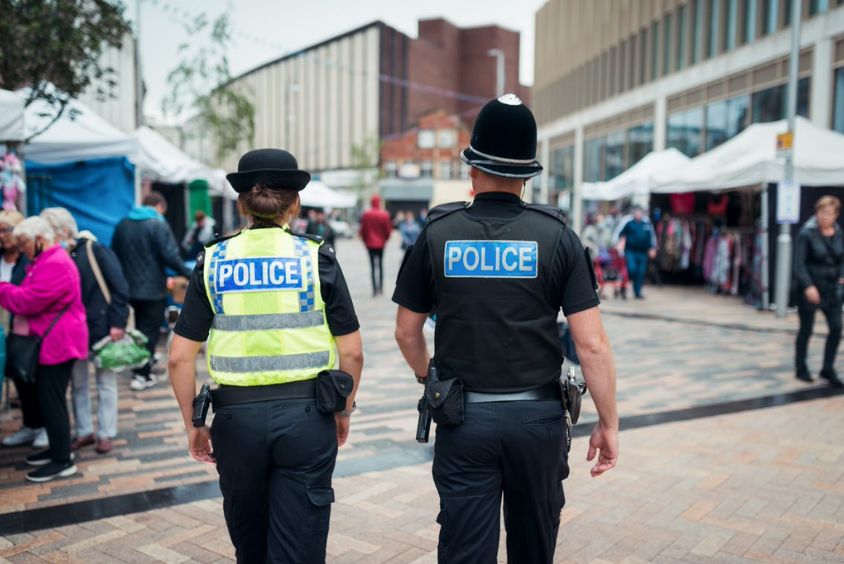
[226,148,311,193]
[460,94,543,179]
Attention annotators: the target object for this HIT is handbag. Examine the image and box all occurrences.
[6,305,69,384]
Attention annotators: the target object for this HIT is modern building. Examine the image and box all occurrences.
[533,0,844,229]
[217,18,530,176]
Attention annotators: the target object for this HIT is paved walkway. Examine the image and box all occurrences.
[0,237,842,563]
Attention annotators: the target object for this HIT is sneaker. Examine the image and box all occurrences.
[26,461,77,483]
[32,428,49,449]
[26,450,75,467]
[70,434,95,451]
[2,426,38,447]
[130,374,157,391]
[95,437,113,454]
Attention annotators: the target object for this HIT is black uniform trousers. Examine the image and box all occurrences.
[433,400,569,564]
[210,397,338,564]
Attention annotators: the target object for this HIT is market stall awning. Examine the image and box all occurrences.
[652,117,844,193]
[0,89,25,142]
[300,180,357,209]
[582,149,690,200]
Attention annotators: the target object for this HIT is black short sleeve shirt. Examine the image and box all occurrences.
[392,193,599,316]
[174,233,360,342]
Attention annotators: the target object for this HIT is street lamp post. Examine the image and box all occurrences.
[774,0,802,317]
[487,49,505,97]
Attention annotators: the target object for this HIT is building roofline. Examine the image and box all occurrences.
[416,16,521,37]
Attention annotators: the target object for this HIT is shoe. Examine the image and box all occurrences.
[27,450,75,467]
[635,294,645,300]
[796,370,814,383]
[820,369,844,388]
[130,374,157,391]
[70,434,95,451]
[2,426,38,447]
[32,428,49,449]
[26,461,77,483]
[95,437,113,454]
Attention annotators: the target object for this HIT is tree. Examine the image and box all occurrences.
[162,13,255,165]
[0,0,133,139]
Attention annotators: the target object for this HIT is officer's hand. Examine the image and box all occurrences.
[335,414,350,447]
[587,423,618,477]
[188,426,215,463]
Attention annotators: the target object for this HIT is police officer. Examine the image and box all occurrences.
[393,95,619,563]
[168,149,363,563]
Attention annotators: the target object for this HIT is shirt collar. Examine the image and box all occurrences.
[472,192,523,205]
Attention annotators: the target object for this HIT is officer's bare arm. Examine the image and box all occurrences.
[168,334,203,430]
[567,306,619,477]
[335,330,364,411]
[394,306,430,377]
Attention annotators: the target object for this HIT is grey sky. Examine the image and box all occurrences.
[133,0,547,123]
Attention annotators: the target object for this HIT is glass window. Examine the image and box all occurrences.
[726,95,749,137]
[810,0,830,15]
[709,0,721,58]
[437,130,456,148]
[705,100,728,150]
[384,161,398,177]
[784,0,793,25]
[763,0,778,34]
[677,5,688,71]
[744,0,758,43]
[663,14,673,76]
[724,0,738,51]
[439,160,453,179]
[752,78,810,122]
[834,68,844,133]
[668,108,705,157]
[693,0,704,63]
[628,123,654,165]
[667,112,686,155]
[418,130,435,149]
[421,161,433,177]
[584,138,604,182]
[550,146,575,190]
[604,131,626,181]
[651,22,660,81]
[797,76,811,118]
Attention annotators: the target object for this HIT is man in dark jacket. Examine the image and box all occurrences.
[112,192,192,390]
[612,205,657,299]
[41,207,131,454]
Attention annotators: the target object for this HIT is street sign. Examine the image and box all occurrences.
[776,131,794,160]
[777,180,800,224]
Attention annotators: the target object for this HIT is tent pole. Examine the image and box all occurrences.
[761,186,770,311]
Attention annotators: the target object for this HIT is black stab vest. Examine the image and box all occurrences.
[426,203,565,392]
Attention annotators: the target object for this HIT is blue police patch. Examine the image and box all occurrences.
[444,240,538,278]
[214,257,305,293]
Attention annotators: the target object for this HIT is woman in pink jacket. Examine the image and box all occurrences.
[0,217,88,482]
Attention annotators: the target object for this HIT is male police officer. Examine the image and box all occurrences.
[393,95,619,563]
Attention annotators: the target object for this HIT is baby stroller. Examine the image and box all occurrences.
[599,248,629,299]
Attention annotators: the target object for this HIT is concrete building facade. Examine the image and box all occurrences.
[534,0,844,230]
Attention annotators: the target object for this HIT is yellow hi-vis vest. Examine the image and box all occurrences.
[203,227,336,386]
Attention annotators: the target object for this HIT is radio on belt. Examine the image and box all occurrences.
[444,240,538,279]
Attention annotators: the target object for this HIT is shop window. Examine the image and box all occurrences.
[751,77,810,123]
[417,130,435,149]
[628,123,654,166]
[706,100,728,150]
[833,68,844,133]
[604,131,626,181]
[726,95,750,138]
[667,107,705,157]
[744,0,758,43]
[550,146,574,190]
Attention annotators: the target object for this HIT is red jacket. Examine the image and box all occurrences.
[360,197,393,250]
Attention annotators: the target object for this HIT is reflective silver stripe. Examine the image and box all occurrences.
[468,144,538,165]
[212,311,324,331]
[209,351,331,373]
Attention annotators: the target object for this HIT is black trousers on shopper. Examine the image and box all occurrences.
[36,361,74,464]
[796,291,843,375]
[211,398,338,564]
[432,400,569,564]
[11,374,43,429]
[130,299,166,377]
[368,248,384,295]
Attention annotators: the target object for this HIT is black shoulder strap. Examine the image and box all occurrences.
[42,304,71,340]
[525,203,567,225]
[426,202,468,227]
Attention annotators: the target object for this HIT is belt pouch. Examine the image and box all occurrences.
[426,378,464,426]
[315,370,354,414]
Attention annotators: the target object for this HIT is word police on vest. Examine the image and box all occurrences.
[215,257,305,293]
[444,241,538,278]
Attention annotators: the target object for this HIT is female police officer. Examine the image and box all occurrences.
[168,148,363,563]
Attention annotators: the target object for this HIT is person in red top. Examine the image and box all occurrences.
[359,194,393,296]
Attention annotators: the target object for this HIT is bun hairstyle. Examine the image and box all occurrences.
[239,184,300,224]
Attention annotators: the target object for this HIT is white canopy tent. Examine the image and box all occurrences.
[0,89,25,142]
[652,117,844,193]
[582,149,690,201]
[300,180,356,209]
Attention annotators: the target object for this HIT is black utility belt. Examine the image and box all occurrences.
[464,383,560,404]
[210,370,353,414]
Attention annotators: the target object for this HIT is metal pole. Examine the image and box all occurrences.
[761,187,770,311]
[488,49,505,97]
[134,0,144,127]
[774,0,801,317]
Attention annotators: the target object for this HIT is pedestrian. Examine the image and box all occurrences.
[112,192,192,391]
[612,205,657,299]
[793,195,844,387]
[182,210,216,260]
[0,216,88,482]
[399,210,421,252]
[393,94,619,563]
[305,207,336,247]
[359,194,392,296]
[168,148,364,563]
[0,210,46,449]
[41,208,129,454]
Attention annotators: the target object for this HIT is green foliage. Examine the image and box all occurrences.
[162,13,255,164]
[0,0,132,137]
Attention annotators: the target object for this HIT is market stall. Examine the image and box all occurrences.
[582,149,690,201]
[0,89,24,142]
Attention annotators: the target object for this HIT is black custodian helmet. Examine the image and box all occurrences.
[460,93,543,179]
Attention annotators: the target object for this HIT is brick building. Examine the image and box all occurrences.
[380,110,472,180]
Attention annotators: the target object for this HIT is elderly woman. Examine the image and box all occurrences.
[794,196,844,388]
[41,208,129,455]
[0,217,88,482]
[0,211,47,449]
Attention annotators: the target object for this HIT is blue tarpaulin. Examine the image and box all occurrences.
[25,157,135,246]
